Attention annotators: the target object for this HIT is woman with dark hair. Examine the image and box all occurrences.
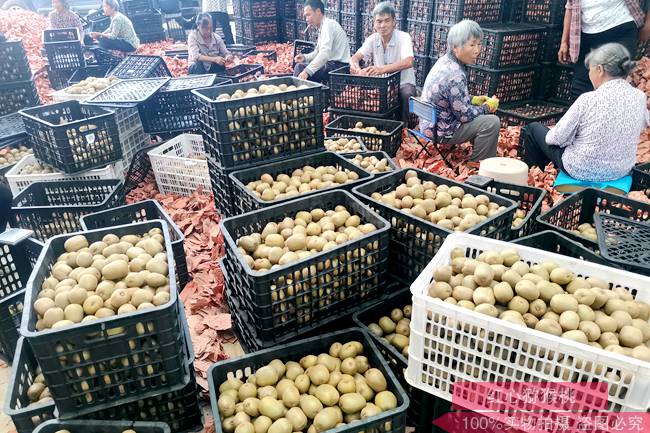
[187,13,232,74]
[48,0,84,41]
[89,0,139,53]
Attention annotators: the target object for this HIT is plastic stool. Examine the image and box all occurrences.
[553,170,632,195]
[478,157,529,186]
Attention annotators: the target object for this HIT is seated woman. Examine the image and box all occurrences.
[420,20,499,167]
[187,13,232,74]
[89,0,139,53]
[48,0,84,41]
[522,43,648,182]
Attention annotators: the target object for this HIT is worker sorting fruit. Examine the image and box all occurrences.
[188,12,233,74]
[521,43,649,182]
[293,0,351,84]
[419,20,501,168]
[350,1,416,124]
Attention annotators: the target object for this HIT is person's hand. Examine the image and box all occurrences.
[366,65,385,76]
[295,54,305,63]
[471,95,488,105]
[483,95,499,113]
[298,70,309,80]
[213,56,226,65]
[90,32,101,39]
[640,24,650,42]
[225,54,234,63]
[350,63,362,75]
[558,42,570,64]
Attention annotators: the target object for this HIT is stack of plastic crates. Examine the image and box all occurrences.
[122,0,165,42]
[234,0,281,44]
[0,39,40,117]
[43,28,85,90]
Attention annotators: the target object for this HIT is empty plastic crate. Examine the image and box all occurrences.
[340,12,359,50]
[352,169,517,284]
[148,133,210,195]
[225,43,255,56]
[407,20,432,56]
[632,162,650,195]
[235,17,279,44]
[21,221,190,418]
[207,157,238,217]
[408,0,435,20]
[594,213,650,275]
[20,101,122,173]
[434,0,505,24]
[414,55,430,89]
[122,0,154,15]
[221,190,390,346]
[124,144,158,197]
[513,230,611,265]
[326,115,404,157]
[68,64,113,85]
[539,62,574,104]
[282,19,296,41]
[215,64,263,83]
[109,55,172,79]
[233,0,278,18]
[541,25,563,62]
[91,47,123,67]
[0,235,43,363]
[0,112,27,145]
[33,420,170,433]
[43,28,85,70]
[0,79,40,117]
[467,64,540,103]
[497,100,568,127]
[537,188,650,250]
[0,39,31,83]
[329,66,400,114]
[523,0,566,25]
[47,66,76,91]
[193,76,325,169]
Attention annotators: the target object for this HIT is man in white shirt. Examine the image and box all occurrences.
[350,1,416,123]
[293,0,351,84]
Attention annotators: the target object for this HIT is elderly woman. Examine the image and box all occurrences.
[420,20,499,167]
[522,43,648,182]
[188,13,232,74]
[351,2,416,124]
[89,0,139,53]
[48,0,84,41]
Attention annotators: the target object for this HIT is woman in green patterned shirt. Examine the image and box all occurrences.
[89,0,139,53]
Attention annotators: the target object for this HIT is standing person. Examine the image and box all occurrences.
[558,0,650,99]
[89,0,139,53]
[523,44,648,182]
[202,0,233,45]
[293,0,350,84]
[48,0,84,41]
[350,1,416,124]
[187,13,232,74]
[419,20,500,168]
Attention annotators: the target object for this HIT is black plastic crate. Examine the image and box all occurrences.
[328,106,401,123]
[139,75,228,134]
[505,0,525,22]
[537,188,650,250]
[0,112,27,144]
[233,0,278,18]
[20,101,122,174]
[467,64,539,103]
[430,23,545,68]
[340,12,359,48]
[87,11,111,32]
[325,0,340,11]
[329,66,400,114]
[326,115,404,157]
[0,39,31,83]
[43,29,85,70]
[434,0,505,24]
[225,43,255,56]
[362,0,404,20]
[110,55,172,79]
[138,31,167,43]
[236,17,279,44]
[124,144,158,197]
[91,47,123,67]
[524,0,566,25]
[352,169,517,284]
[221,190,390,345]
[414,55,430,89]
[541,25,563,62]
[4,338,56,433]
[497,100,568,127]
[341,0,359,13]
[282,19,296,41]
[408,0,435,20]
[343,151,399,176]
[20,220,190,418]
[538,62,574,105]
[352,287,435,429]
[361,13,374,39]
[164,14,187,42]
[33,420,170,433]
[292,39,315,64]
[632,162,650,196]
[207,157,238,217]
[122,0,155,15]
[11,180,125,241]
[79,199,189,290]
[68,64,113,85]
[283,0,296,17]
[0,236,43,364]
[407,20,432,56]
[215,63,263,83]
[84,77,170,106]
[208,327,408,432]
[47,65,76,91]
[513,230,611,266]
[229,151,373,213]
[594,213,650,275]
[0,134,31,185]
[0,79,40,117]
[193,76,325,169]
[465,174,547,239]
[248,49,277,61]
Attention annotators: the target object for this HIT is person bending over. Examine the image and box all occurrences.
[350,1,416,124]
[89,0,139,53]
[558,0,650,99]
[188,13,232,74]
[420,20,500,167]
[293,0,350,84]
[522,43,648,182]
[48,0,84,41]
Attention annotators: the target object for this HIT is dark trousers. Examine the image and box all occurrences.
[400,83,416,125]
[0,184,12,231]
[522,122,565,170]
[571,21,638,99]
[293,60,347,84]
[188,61,226,74]
[98,36,136,53]
[209,12,234,45]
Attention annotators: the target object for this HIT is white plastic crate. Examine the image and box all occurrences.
[147,134,210,196]
[406,232,650,412]
[113,106,142,138]
[51,89,93,103]
[5,154,120,196]
[119,127,150,170]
